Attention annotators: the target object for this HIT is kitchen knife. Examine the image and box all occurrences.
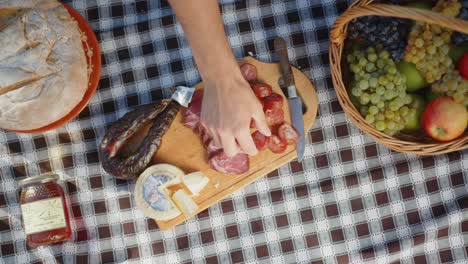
[274,37,305,162]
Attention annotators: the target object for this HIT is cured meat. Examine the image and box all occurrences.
[278,123,299,145]
[251,82,273,98]
[182,89,204,129]
[265,108,284,127]
[206,140,222,157]
[263,93,284,110]
[99,100,180,179]
[252,131,267,150]
[208,151,249,174]
[240,63,257,81]
[267,135,287,153]
[183,89,250,174]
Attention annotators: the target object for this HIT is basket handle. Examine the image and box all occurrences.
[331,4,468,45]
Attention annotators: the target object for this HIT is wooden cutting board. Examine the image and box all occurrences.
[150,57,318,230]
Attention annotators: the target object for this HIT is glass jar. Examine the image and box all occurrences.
[18,174,72,246]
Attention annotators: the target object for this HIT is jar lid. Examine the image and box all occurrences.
[18,174,59,187]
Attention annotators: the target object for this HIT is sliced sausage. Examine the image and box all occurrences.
[263,93,284,111]
[265,108,284,127]
[251,83,272,98]
[252,131,267,150]
[240,63,257,81]
[278,123,299,145]
[267,135,287,153]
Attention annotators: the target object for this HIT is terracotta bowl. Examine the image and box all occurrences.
[7,3,101,134]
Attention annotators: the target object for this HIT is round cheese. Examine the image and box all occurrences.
[0,1,88,130]
[135,164,185,221]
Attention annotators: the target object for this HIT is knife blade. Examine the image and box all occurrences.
[274,37,305,162]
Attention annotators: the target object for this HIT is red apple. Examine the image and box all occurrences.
[422,97,467,141]
[458,52,468,80]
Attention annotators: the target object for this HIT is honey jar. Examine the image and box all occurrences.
[18,174,72,246]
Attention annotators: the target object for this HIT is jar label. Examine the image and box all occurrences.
[21,197,67,235]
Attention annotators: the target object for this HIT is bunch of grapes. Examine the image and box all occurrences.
[452,0,468,45]
[432,69,468,106]
[347,16,410,62]
[404,0,462,83]
[347,47,416,136]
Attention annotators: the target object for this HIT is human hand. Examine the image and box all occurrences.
[200,68,271,157]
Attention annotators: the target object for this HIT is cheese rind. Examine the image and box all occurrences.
[135,164,185,221]
[172,190,198,217]
[182,172,209,196]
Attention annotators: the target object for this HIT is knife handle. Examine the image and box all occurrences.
[274,37,295,88]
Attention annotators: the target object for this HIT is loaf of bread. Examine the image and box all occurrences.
[0,0,88,130]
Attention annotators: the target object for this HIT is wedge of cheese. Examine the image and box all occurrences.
[182,171,209,196]
[172,190,198,217]
[135,164,185,221]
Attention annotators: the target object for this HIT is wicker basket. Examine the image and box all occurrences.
[330,0,468,155]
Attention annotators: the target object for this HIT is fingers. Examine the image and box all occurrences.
[235,128,258,156]
[252,112,272,136]
[219,131,239,157]
[207,127,222,147]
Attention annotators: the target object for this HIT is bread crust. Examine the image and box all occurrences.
[0,0,88,130]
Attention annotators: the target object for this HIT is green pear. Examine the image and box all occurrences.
[398,61,428,92]
[404,94,426,131]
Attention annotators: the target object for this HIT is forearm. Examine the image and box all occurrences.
[168,0,238,81]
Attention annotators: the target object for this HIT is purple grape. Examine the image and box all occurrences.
[347,16,410,62]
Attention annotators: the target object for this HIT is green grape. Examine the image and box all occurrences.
[377,101,385,109]
[347,45,416,136]
[386,74,394,82]
[387,121,396,130]
[367,47,376,54]
[365,114,375,123]
[404,0,460,83]
[369,77,379,88]
[366,63,376,72]
[385,110,395,119]
[404,94,413,105]
[379,50,390,59]
[360,106,369,116]
[389,100,399,111]
[377,60,386,69]
[368,53,378,62]
[394,114,401,123]
[359,57,368,66]
[378,76,389,85]
[431,69,468,107]
[360,93,370,105]
[369,105,379,115]
[385,83,395,90]
[400,106,409,116]
[394,76,402,85]
[384,129,396,136]
[384,90,394,100]
[376,113,385,121]
[375,121,386,131]
[376,86,385,95]
[359,80,369,90]
[351,64,360,73]
[387,66,397,75]
[352,88,362,97]
[370,93,380,104]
